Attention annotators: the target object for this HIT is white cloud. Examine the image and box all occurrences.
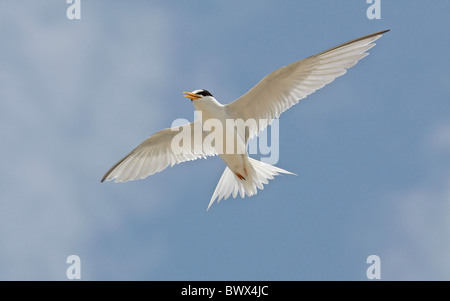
[429,123,450,152]
[383,124,450,280]
[0,2,173,280]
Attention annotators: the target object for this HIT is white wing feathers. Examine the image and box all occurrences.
[102,30,389,209]
[101,120,217,183]
[226,30,389,139]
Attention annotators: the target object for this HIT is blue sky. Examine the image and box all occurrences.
[1,1,450,280]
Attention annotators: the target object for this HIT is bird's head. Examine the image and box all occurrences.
[183,89,214,103]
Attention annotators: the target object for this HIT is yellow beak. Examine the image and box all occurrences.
[183,92,201,100]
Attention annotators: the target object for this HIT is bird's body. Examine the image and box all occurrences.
[102,30,390,210]
[192,94,249,181]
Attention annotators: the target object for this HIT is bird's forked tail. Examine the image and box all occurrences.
[207,157,295,210]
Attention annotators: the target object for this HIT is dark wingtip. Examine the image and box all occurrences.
[100,174,108,183]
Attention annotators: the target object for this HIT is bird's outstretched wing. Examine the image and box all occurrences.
[101,120,217,182]
[226,30,389,139]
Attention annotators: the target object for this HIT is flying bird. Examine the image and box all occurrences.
[102,30,390,210]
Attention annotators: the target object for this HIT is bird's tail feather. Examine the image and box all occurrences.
[207,158,295,210]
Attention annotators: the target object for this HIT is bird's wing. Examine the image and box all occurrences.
[226,30,389,139]
[101,120,217,182]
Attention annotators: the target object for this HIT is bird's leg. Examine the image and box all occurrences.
[235,172,246,181]
[235,166,248,181]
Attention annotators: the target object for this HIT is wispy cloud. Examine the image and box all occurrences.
[429,123,450,152]
[383,124,450,280]
[0,1,173,280]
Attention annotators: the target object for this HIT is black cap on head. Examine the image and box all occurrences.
[193,89,213,97]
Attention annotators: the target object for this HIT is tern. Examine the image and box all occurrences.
[102,30,389,210]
